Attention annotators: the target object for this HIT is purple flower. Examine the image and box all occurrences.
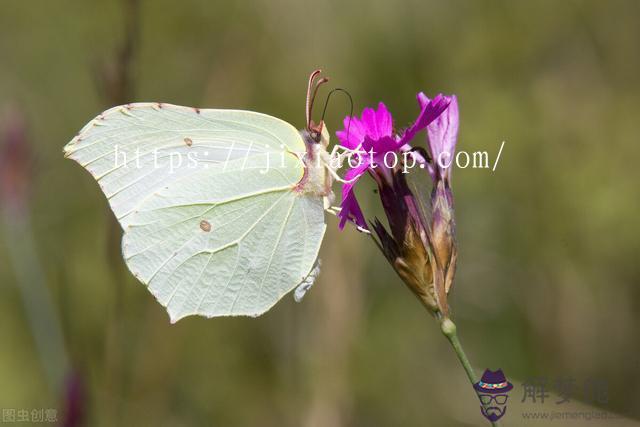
[334,92,459,317]
[336,94,450,229]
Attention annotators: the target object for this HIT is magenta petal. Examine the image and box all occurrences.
[375,102,393,138]
[396,93,450,149]
[338,190,367,230]
[417,92,430,110]
[337,116,366,149]
[336,102,393,151]
[338,163,369,230]
[361,107,381,140]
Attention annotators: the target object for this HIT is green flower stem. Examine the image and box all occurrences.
[440,318,501,427]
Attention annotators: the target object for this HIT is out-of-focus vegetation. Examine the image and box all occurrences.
[1,0,639,425]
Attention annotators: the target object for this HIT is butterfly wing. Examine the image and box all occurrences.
[65,104,326,321]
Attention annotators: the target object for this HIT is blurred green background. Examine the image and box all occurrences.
[1,0,639,425]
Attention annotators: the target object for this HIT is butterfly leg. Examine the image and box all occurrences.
[322,144,366,184]
[324,165,359,184]
[322,149,360,184]
[324,205,371,234]
[325,205,341,215]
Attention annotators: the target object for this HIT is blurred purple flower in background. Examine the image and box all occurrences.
[336,93,459,317]
[0,107,31,214]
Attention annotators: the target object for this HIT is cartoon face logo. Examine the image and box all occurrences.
[474,369,513,422]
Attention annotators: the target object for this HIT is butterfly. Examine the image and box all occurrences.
[64,70,344,322]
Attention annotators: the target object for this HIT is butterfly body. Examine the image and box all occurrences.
[295,126,334,202]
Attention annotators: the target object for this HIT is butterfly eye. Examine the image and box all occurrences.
[310,131,319,141]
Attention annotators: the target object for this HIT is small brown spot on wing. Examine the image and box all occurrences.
[200,220,211,232]
[184,137,193,147]
[194,107,201,114]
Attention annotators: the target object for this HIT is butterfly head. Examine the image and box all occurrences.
[303,122,330,148]
[305,70,353,151]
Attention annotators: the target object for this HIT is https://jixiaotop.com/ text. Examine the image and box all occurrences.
[111,140,506,175]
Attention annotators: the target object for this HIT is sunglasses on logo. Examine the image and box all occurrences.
[479,394,508,405]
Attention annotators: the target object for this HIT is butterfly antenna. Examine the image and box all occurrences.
[306,70,321,129]
[321,87,354,143]
[306,69,329,135]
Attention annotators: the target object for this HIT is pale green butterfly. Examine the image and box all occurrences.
[64,70,343,323]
